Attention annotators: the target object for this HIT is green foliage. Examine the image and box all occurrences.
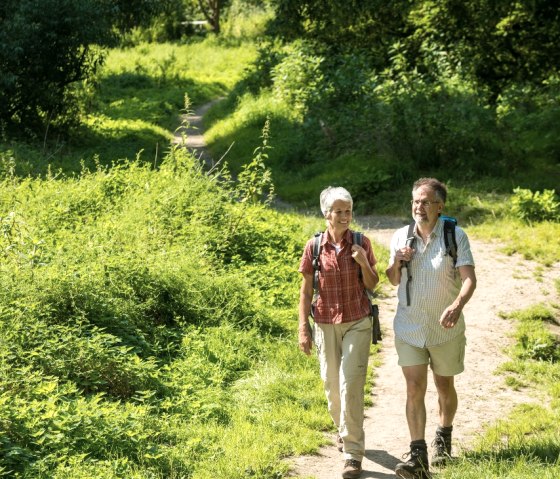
[270,40,326,119]
[0,0,173,132]
[0,144,320,476]
[511,188,560,223]
[220,0,556,210]
[501,305,560,363]
[0,0,114,130]
[235,118,275,205]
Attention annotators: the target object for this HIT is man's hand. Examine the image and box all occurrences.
[440,303,461,329]
[395,245,415,265]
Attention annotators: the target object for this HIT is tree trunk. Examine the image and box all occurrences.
[197,0,221,34]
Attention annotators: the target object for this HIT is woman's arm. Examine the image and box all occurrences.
[298,273,314,355]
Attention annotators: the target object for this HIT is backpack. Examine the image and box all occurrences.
[402,216,458,306]
[311,230,382,344]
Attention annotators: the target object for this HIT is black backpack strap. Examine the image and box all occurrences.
[352,230,382,344]
[352,230,362,246]
[443,219,458,267]
[352,231,363,280]
[403,222,416,306]
[312,232,323,299]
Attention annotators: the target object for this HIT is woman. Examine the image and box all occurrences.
[298,186,379,479]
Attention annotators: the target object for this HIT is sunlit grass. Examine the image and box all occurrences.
[469,218,560,266]
[436,304,560,478]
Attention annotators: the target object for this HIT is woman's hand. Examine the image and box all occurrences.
[299,325,312,355]
[351,244,368,266]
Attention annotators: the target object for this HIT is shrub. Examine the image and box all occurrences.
[511,187,560,223]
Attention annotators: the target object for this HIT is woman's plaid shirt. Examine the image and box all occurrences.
[299,228,377,324]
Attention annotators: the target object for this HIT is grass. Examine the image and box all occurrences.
[1,37,258,177]
[469,219,560,266]
[437,304,560,479]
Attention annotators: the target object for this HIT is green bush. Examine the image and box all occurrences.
[0,0,114,129]
[0,145,312,476]
[511,187,560,223]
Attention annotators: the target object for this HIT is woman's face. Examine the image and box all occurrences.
[326,200,352,232]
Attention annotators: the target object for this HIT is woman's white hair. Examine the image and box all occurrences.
[320,186,353,217]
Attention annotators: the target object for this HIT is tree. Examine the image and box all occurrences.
[405,0,560,99]
[197,0,233,34]
[269,0,412,58]
[0,0,114,129]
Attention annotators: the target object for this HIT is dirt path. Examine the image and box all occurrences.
[289,215,560,478]
[172,98,224,165]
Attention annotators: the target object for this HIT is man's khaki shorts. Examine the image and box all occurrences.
[395,333,466,376]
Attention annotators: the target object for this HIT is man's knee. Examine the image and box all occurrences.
[433,374,455,395]
[403,366,428,393]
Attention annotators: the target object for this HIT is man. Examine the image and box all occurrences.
[386,178,477,478]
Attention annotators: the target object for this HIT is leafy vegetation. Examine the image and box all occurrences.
[0,145,351,477]
[0,2,559,477]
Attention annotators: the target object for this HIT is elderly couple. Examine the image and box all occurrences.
[298,178,477,479]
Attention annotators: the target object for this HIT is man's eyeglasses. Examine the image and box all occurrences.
[411,200,440,207]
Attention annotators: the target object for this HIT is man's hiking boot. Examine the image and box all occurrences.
[336,433,343,452]
[395,441,430,479]
[342,459,362,479]
[431,426,453,467]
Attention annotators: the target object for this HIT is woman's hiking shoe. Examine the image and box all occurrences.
[395,442,431,479]
[431,426,453,467]
[336,433,343,452]
[342,459,362,478]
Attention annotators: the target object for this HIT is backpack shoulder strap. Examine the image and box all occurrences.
[352,230,364,281]
[406,222,416,248]
[352,230,382,343]
[403,222,416,306]
[442,217,458,266]
[352,230,363,246]
[312,232,323,294]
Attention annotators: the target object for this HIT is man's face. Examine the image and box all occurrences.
[411,186,443,226]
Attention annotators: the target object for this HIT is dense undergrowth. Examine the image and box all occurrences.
[0,147,344,477]
[204,40,560,222]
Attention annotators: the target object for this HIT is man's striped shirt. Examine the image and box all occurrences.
[389,218,475,347]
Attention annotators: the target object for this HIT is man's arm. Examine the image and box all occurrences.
[439,265,477,329]
[385,260,402,286]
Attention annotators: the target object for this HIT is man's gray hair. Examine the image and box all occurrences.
[320,186,353,217]
[412,177,447,203]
